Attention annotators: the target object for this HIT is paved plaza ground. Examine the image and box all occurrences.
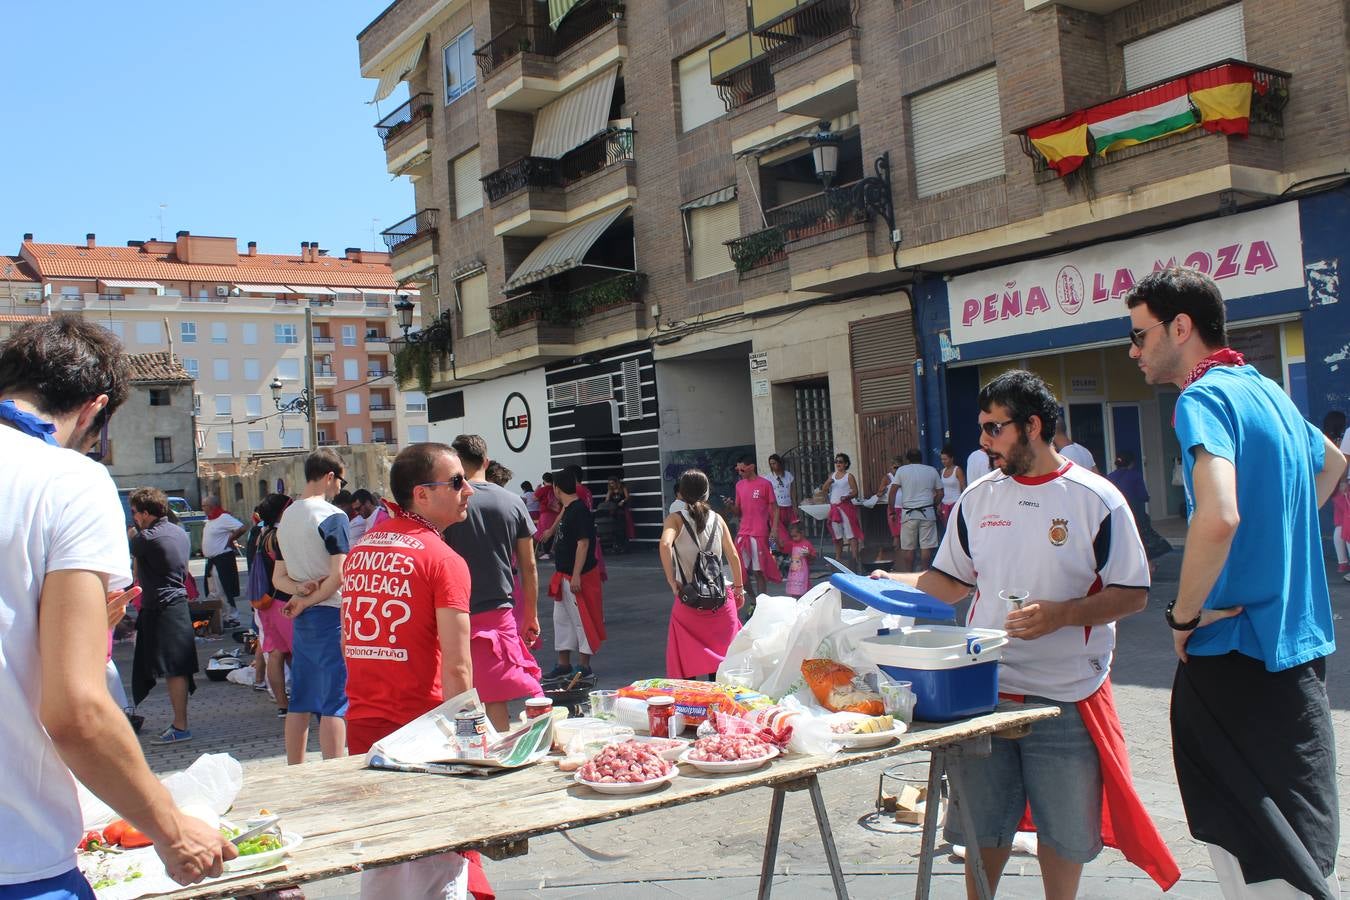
[118,533,1350,898]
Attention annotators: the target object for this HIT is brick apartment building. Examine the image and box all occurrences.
[5,232,429,461]
[358,0,1350,542]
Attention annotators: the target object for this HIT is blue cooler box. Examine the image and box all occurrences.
[830,573,1008,722]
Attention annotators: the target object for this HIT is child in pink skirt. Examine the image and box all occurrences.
[783,523,816,598]
[1333,477,1350,575]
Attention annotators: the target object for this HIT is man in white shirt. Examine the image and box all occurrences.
[347,489,380,545]
[200,494,248,627]
[889,449,943,572]
[0,317,233,895]
[1054,422,1100,473]
[966,446,992,482]
[873,370,1153,899]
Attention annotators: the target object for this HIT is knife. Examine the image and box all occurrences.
[230,816,280,846]
[823,556,854,575]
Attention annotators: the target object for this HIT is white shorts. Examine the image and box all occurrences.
[900,514,938,550]
[361,851,468,900]
[553,579,593,655]
[829,519,857,540]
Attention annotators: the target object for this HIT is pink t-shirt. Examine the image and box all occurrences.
[735,476,775,538]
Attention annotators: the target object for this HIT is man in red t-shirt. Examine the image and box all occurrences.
[725,454,782,600]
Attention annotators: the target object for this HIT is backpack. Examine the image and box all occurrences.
[674,513,727,611]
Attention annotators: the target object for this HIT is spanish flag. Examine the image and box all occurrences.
[1027,110,1091,177]
[1187,62,1258,135]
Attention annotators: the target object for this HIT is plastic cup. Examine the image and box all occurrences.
[723,666,754,689]
[998,589,1029,618]
[588,690,618,720]
[880,680,917,724]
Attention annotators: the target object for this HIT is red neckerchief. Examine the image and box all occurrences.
[205,508,225,521]
[385,499,441,538]
[1182,348,1246,390]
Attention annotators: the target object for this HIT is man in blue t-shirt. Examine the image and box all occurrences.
[1127,267,1347,899]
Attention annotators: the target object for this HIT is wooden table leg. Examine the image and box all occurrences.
[805,774,850,899]
[913,749,945,900]
[944,743,995,900]
[757,786,787,900]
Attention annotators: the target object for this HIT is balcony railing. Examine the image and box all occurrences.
[492,272,646,332]
[726,228,787,273]
[375,92,433,147]
[314,366,335,378]
[312,335,335,345]
[314,402,337,412]
[727,177,871,272]
[369,401,395,411]
[473,2,621,76]
[482,128,635,203]
[368,368,388,378]
[381,209,439,253]
[709,32,775,111]
[752,0,857,56]
[365,333,390,343]
[1016,59,1291,177]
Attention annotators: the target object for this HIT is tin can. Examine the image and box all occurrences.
[647,696,675,738]
[454,710,488,759]
[524,698,554,720]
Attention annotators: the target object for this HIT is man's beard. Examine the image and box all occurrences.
[995,432,1034,477]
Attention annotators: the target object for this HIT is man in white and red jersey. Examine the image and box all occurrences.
[725,454,782,600]
[874,370,1178,899]
[342,442,490,900]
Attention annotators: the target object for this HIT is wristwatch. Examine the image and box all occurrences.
[1165,598,1202,631]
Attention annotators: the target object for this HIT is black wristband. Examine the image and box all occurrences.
[1165,599,1202,631]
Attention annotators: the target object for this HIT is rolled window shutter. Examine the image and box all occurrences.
[453,147,482,218]
[678,46,725,132]
[1124,5,1246,89]
[458,272,489,335]
[690,200,740,280]
[910,68,1005,199]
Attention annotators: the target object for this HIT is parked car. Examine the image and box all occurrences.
[118,489,206,557]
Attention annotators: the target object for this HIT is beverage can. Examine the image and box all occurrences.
[454,710,488,759]
[524,698,554,720]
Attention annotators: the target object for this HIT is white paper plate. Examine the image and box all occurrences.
[835,723,908,749]
[678,744,778,773]
[573,768,678,795]
[630,735,691,761]
[222,831,303,873]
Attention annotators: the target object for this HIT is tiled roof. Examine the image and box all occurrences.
[0,313,48,323]
[21,242,397,289]
[2,256,38,282]
[127,351,193,384]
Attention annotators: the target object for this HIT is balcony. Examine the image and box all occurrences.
[709,32,775,112]
[312,335,335,346]
[727,178,872,273]
[484,128,635,204]
[491,272,646,333]
[380,209,439,281]
[375,92,433,177]
[476,4,627,112]
[313,366,337,387]
[365,332,390,345]
[1016,60,1290,184]
[367,367,390,379]
[756,0,859,120]
[369,401,397,420]
[315,403,340,422]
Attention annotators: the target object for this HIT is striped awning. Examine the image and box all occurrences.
[371,38,427,102]
[359,288,398,297]
[548,0,585,30]
[286,285,335,296]
[733,110,860,159]
[99,279,163,292]
[531,68,618,159]
[504,205,629,292]
[233,284,290,294]
[680,185,737,211]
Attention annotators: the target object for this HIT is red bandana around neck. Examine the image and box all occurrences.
[385,499,441,536]
[205,507,225,520]
[1182,348,1246,390]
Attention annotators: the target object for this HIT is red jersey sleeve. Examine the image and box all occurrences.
[431,547,472,612]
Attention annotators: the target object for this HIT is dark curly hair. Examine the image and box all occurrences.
[0,315,130,429]
[978,370,1060,444]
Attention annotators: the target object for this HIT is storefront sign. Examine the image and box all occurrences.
[501,392,531,452]
[1069,376,1099,395]
[749,351,768,375]
[947,204,1304,346]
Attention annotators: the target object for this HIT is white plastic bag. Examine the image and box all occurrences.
[718,584,839,700]
[79,753,242,830]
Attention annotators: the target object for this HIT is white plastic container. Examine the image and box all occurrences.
[862,626,1008,722]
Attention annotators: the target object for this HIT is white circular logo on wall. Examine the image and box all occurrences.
[1055,265,1086,316]
[502,392,531,453]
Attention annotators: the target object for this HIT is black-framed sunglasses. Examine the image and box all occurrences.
[1129,317,1175,349]
[979,419,1017,437]
[333,474,348,488]
[420,474,466,491]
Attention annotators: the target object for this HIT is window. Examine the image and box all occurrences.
[457,272,490,336]
[346,393,362,414]
[282,430,305,449]
[153,436,173,463]
[136,321,161,344]
[102,320,125,339]
[688,199,739,280]
[60,286,81,299]
[910,67,1005,198]
[213,359,230,381]
[407,425,429,443]
[372,427,388,443]
[678,44,725,132]
[274,324,298,344]
[193,393,202,414]
[276,358,300,381]
[214,395,231,416]
[443,27,476,105]
[342,325,357,347]
[211,322,228,343]
[183,358,199,378]
[344,359,359,381]
[180,321,197,343]
[243,358,260,380]
[1123,4,1246,89]
[248,431,264,451]
[404,391,428,412]
[346,427,363,444]
[242,322,258,345]
[316,429,329,445]
[216,432,233,455]
[245,395,262,417]
[452,147,483,218]
[148,389,170,407]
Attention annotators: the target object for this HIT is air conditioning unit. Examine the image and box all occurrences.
[215,286,229,297]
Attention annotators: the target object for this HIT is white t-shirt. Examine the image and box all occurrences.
[201,510,243,557]
[895,464,942,515]
[966,448,992,481]
[0,428,132,884]
[1059,442,1097,471]
[885,469,904,509]
[276,496,351,608]
[932,462,1149,702]
[348,514,369,545]
[1340,431,1350,456]
[769,471,794,507]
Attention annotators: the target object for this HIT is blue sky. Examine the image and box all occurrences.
[0,2,413,255]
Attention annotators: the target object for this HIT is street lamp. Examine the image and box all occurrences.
[270,377,312,420]
[808,122,843,189]
[394,294,415,337]
[807,120,900,247]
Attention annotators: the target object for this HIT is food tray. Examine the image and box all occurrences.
[573,768,678,795]
[678,745,778,774]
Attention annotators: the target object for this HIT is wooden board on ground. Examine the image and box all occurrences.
[156,703,1058,899]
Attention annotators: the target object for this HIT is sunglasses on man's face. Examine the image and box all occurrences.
[979,419,1017,438]
[1128,317,1175,349]
[420,474,466,491]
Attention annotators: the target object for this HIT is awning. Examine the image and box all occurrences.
[680,186,737,211]
[99,279,163,292]
[504,205,629,292]
[286,285,335,295]
[531,67,618,159]
[358,288,398,297]
[371,38,427,102]
[233,284,291,294]
[548,0,585,30]
[733,110,860,159]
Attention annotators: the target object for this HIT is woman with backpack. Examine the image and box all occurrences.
[659,469,746,680]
